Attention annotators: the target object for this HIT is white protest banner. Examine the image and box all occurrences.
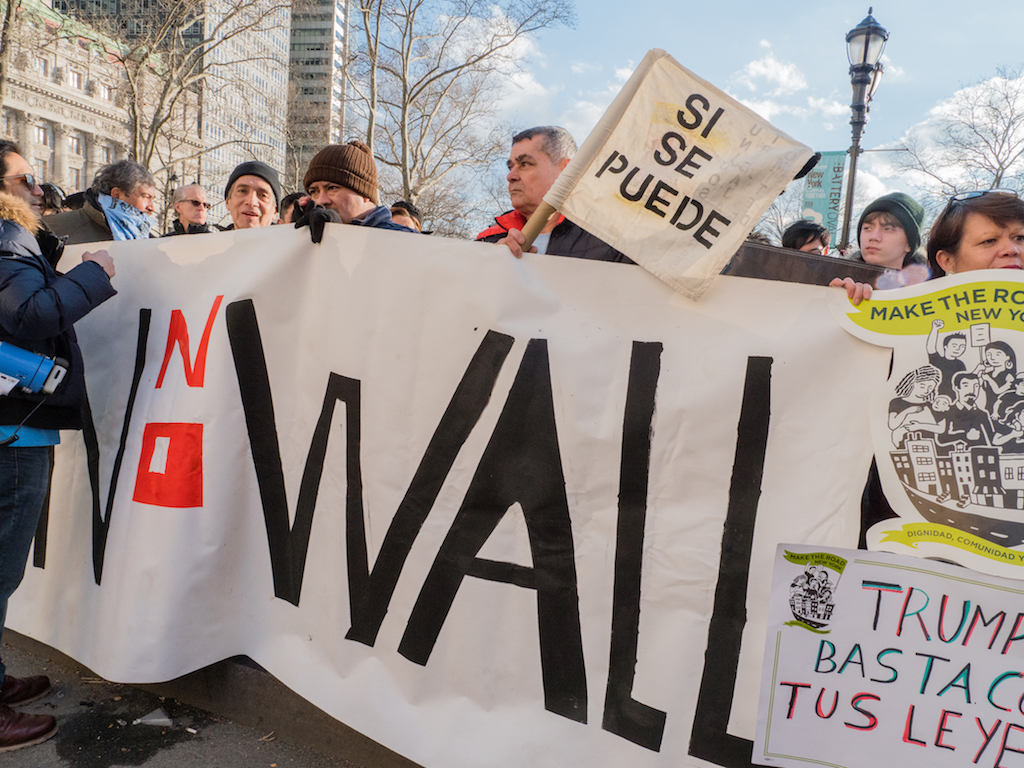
[9,226,887,767]
[755,543,1024,768]
[542,48,814,300]
[832,273,1024,580]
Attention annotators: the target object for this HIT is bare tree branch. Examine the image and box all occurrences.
[348,0,574,229]
[894,65,1024,209]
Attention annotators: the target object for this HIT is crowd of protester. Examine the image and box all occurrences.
[0,120,1023,753]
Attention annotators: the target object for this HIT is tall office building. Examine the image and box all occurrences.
[198,1,290,223]
[49,0,290,224]
[285,0,348,191]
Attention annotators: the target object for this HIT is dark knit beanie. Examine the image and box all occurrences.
[224,161,282,207]
[857,192,925,257]
[303,141,378,203]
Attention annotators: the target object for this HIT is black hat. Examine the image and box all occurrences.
[225,161,281,207]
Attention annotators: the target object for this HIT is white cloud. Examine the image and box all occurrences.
[570,61,601,76]
[734,97,805,123]
[732,52,807,97]
[879,54,905,80]
[558,98,612,142]
[807,97,849,117]
[759,39,771,49]
[614,65,634,83]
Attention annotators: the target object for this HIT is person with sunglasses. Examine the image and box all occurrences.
[0,142,43,216]
[840,189,1024,550]
[928,189,1024,276]
[165,183,216,236]
[0,139,116,751]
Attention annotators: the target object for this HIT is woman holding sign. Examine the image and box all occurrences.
[855,190,1024,546]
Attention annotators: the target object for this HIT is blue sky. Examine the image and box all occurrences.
[495,1,1024,203]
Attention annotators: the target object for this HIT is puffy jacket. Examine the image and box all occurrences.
[0,192,116,429]
[476,209,633,263]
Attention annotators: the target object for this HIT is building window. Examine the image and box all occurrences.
[34,125,49,146]
[33,159,47,182]
[70,167,82,190]
[99,83,112,100]
[68,135,81,155]
[36,58,49,77]
[70,70,83,89]
[1007,467,1014,480]
[101,146,112,164]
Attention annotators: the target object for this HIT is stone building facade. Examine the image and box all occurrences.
[1,2,133,195]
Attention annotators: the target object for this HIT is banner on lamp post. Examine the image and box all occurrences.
[800,150,847,250]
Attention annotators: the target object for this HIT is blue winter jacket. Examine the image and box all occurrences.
[352,205,417,232]
[0,195,116,429]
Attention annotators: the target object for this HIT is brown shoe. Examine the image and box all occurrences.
[0,675,51,706]
[0,705,57,752]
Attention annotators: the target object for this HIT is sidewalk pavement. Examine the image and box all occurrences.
[2,632,421,767]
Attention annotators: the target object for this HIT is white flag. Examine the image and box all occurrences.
[545,49,814,300]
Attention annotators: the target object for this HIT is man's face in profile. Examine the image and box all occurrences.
[506,135,568,219]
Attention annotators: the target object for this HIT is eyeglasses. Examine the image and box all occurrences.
[949,189,1019,204]
[1,173,38,190]
[181,199,212,210]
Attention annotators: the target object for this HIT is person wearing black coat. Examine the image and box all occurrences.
[0,158,116,752]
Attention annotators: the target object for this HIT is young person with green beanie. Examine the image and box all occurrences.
[850,192,927,270]
[832,191,929,304]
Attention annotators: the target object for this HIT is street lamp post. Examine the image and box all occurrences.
[839,8,889,252]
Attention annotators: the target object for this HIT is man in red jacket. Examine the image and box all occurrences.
[476,126,631,264]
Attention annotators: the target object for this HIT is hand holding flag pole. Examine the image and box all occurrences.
[531,49,813,300]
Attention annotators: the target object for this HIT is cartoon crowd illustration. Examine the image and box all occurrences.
[788,564,836,628]
[887,319,1024,520]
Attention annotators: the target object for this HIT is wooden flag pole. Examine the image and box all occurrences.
[519,202,558,253]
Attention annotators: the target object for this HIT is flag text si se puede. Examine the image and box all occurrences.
[594,93,732,250]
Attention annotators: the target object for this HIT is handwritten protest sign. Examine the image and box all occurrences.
[833,272,1024,580]
[755,544,1024,768]
[543,48,814,300]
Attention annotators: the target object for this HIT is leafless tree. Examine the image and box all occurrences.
[894,65,1024,208]
[756,180,805,245]
[347,0,575,208]
[58,0,290,170]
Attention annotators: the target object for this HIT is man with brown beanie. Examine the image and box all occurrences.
[300,141,414,233]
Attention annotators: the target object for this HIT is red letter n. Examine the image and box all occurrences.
[155,295,224,388]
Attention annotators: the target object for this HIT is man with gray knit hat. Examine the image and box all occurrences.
[299,141,414,234]
[224,160,281,230]
[851,191,926,270]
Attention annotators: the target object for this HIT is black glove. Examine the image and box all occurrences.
[294,200,342,244]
